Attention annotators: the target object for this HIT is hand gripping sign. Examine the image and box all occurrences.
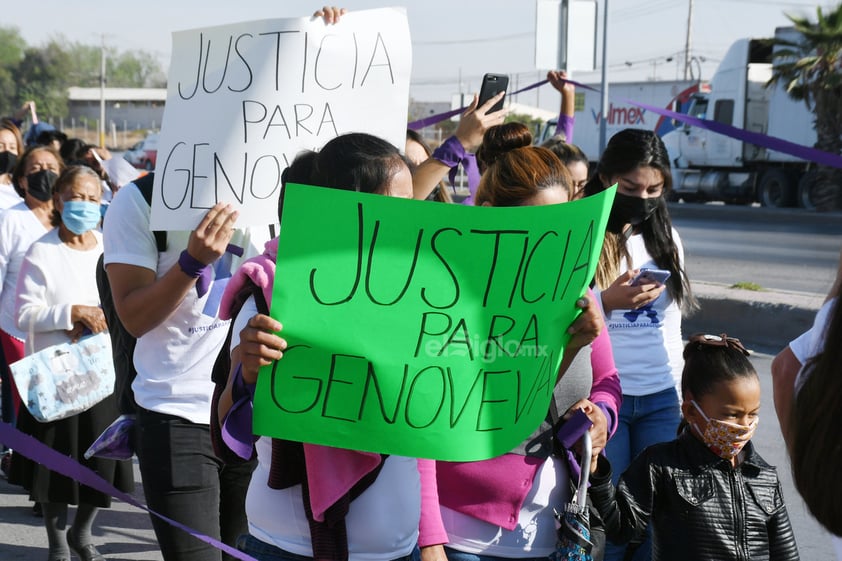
[253,184,616,462]
[151,8,412,230]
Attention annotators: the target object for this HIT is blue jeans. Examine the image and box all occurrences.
[136,408,255,561]
[603,387,681,561]
[443,547,548,561]
[237,534,417,561]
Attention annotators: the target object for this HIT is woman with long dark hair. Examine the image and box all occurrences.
[772,248,842,558]
[583,128,695,561]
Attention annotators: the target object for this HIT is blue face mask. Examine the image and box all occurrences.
[61,200,101,235]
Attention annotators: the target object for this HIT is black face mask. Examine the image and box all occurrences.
[25,169,58,202]
[0,151,16,175]
[607,192,661,234]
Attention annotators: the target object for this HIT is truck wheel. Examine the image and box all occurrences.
[758,169,796,208]
[797,171,819,210]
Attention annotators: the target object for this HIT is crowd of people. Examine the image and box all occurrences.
[0,6,839,561]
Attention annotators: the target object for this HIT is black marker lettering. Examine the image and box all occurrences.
[310,203,364,305]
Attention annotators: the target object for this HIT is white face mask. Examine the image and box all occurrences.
[691,400,758,460]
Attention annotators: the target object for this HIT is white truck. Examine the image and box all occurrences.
[662,28,818,208]
[538,79,705,162]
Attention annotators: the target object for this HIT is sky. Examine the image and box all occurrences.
[5,0,828,112]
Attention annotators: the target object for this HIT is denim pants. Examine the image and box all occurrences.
[136,408,255,561]
[603,387,681,561]
[443,547,548,561]
[237,533,417,561]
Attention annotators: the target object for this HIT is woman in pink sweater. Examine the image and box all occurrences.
[418,123,621,561]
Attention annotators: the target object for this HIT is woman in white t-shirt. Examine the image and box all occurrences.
[773,248,842,559]
[582,129,696,561]
[9,166,133,561]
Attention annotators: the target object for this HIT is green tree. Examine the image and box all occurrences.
[767,4,842,210]
[0,26,26,116]
[14,41,73,120]
[110,50,166,88]
[59,39,166,88]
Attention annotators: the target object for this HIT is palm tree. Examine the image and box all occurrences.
[767,4,842,211]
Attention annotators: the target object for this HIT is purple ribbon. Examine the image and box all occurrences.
[196,244,244,298]
[627,97,842,169]
[0,421,258,561]
[408,80,550,130]
[455,154,480,206]
[409,77,842,170]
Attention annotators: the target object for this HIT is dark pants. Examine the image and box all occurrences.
[136,407,255,561]
[0,339,14,428]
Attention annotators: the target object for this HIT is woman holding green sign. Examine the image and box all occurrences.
[213,131,437,561]
[417,123,621,561]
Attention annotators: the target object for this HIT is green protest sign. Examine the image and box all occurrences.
[253,183,615,461]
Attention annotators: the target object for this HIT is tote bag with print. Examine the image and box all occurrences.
[10,331,116,423]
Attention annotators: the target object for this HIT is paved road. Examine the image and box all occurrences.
[1,349,837,560]
[2,203,839,559]
[0,461,163,561]
[670,202,842,295]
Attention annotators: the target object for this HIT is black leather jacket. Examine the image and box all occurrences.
[590,428,799,561]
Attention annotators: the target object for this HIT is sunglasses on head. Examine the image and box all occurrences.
[688,333,750,356]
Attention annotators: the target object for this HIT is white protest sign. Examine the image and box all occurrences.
[151,7,412,230]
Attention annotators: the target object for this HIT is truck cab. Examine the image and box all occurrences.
[664,39,777,203]
[663,31,815,207]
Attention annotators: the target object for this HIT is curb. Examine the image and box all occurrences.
[683,281,824,352]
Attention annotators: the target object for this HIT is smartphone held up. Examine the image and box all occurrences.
[478,73,509,113]
[631,268,671,287]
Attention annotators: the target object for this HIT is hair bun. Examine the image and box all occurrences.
[476,122,533,169]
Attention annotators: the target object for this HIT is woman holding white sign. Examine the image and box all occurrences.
[10,165,133,561]
[417,122,620,561]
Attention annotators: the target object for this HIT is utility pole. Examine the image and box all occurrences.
[684,0,694,80]
[599,0,609,153]
[99,35,106,148]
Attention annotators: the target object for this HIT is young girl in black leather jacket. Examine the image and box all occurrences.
[588,334,800,561]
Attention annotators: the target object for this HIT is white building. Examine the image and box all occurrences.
[67,87,167,131]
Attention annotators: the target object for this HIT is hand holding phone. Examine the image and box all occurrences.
[631,268,671,286]
[477,73,509,113]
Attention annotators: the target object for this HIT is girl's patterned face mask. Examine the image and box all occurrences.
[691,400,758,461]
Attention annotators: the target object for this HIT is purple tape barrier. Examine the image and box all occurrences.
[627,97,842,169]
[409,77,842,170]
[0,421,257,561]
[408,79,550,130]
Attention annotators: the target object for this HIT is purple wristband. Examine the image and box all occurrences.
[595,402,617,437]
[231,363,256,401]
[432,136,467,168]
[178,249,209,278]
